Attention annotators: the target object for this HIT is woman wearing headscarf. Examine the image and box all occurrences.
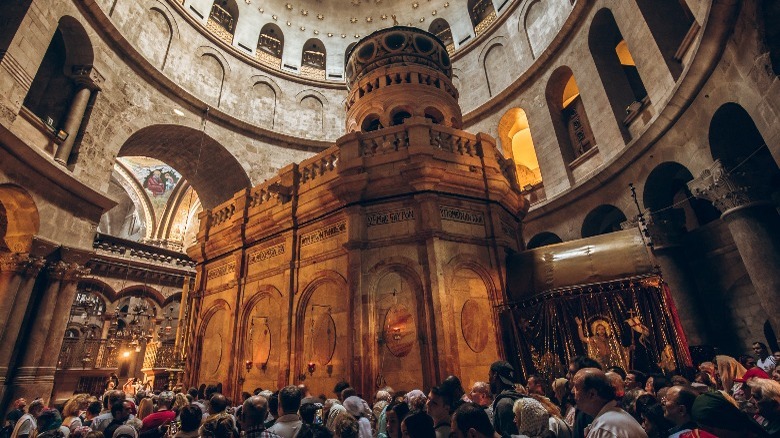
[511,398,552,438]
[343,397,372,438]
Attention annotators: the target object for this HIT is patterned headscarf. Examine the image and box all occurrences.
[512,398,549,438]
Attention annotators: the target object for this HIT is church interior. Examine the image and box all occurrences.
[0,0,779,412]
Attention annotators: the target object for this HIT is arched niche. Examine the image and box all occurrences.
[526,232,563,249]
[295,273,349,396]
[197,300,231,385]
[643,162,719,232]
[117,125,250,209]
[372,267,427,391]
[23,16,93,137]
[589,8,648,142]
[140,7,174,69]
[0,184,39,253]
[581,205,627,238]
[258,23,284,59]
[239,286,284,391]
[448,263,499,389]
[634,0,693,80]
[498,108,542,189]
[545,67,596,165]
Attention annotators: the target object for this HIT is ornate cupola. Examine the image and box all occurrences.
[344,27,462,133]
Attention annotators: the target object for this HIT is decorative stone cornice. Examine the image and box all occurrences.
[0,253,30,274]
[46,261,90,281]
[687,160,771,217]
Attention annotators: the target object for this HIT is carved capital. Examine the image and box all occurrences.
[0,253,30,273]
[687,160,768,216]
[71,65,103,90]
[46,261,90,281]
[24,256,47,277]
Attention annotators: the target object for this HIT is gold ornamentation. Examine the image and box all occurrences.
[444,2,449,6]
[327,32,334,37]
[285,3,293,9]
[286,21,291,26]
[432,10,437,15]
[419,17,425,22]
[301,9,308,15]
[314,30,319,35]
[300,26,306,31]
[412,1,419,8]
[366,17,372,22]
[272,14,278,20]
[317,13,324,20]
[350,17,358,23]
[381,14,388,19]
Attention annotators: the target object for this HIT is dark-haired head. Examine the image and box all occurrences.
[180,404,203,432]
[452,403,494,438]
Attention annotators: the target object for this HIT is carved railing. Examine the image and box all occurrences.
[57,339,119,370]
[248,176,287,210]
[300,147,340,183]
[143,342,178,369]
[258,33,282,57]
[210,200,237,228]
[209,3,234,33]
[429,126,478,157]
[358,126,410,157]
[348,66,457,110]
[475,10,497,37]
[302,50,326,69]
[93,233,195,268]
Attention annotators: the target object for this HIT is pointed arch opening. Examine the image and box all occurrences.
[429,18,454,55]
[468,0,497,36]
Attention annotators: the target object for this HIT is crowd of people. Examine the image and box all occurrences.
[3,341,780,438]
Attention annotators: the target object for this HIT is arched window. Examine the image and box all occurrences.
[390,109,412,126]
[545,67,596,164]
[581,205,627,238]
[361,114,383,132]
[589,8,649,141]
[526,232,563,249]
[468,0,497,36]
[634,0,694,79]
[498,108,542,189]
[429,18,454,54]
[208,0,239,42]
[257,23,283,67]
[301,38,326,80]
[643,162,719,232]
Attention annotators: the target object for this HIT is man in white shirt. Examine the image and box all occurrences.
[10,399,44,438]
[754,342,777,373]
[268,386,303,438]
[572,368,647,438]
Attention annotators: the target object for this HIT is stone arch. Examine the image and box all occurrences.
[428,18,453,48]
[297,94,325,137]
[634,0,693,80]
[497,108,542,189]
[526,232,562,249]
[588,8,648,143]
[0,184,39,253]
[116,285,166,308]
[162,291,183,308]
[367,258,430,391]
[444,257,501,384]
[141,6,174,69]
[23,16,94,136]
[117,124,250,209]
[195,299,231,384]
[294,271,349,393]
[249,76,278,128]
[480,40,510,97]
[98,161,154,240]
[77,277,118,304]
[545,66,596,164]
[523,0,556,59]
[237,285,284,387]
[0,0,32,58]
[194,46,230,103]
[258,23,284,58]
[581,204,627,238]
[643,162,719,232]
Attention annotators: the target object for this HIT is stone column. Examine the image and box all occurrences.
[10,262,87,404]
[0,254,46,408]
[54,66,102,165]
[688,160,780,330]
[645,213,709,345]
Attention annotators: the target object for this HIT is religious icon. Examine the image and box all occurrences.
[574,315,628,370]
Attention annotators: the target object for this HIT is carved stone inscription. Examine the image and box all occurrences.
[366,208,415,227]
[301,221,347,247]
[248,244,285,265]
[440,206,485,225]
[207,262,236,280]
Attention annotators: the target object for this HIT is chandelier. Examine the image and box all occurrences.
[109,300,155,352]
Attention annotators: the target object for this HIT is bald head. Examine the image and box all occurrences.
[210,394,228,415]
[573,368,615,417]
[242,396,269,428]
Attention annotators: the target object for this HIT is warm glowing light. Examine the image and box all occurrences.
[122,351,131,358]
